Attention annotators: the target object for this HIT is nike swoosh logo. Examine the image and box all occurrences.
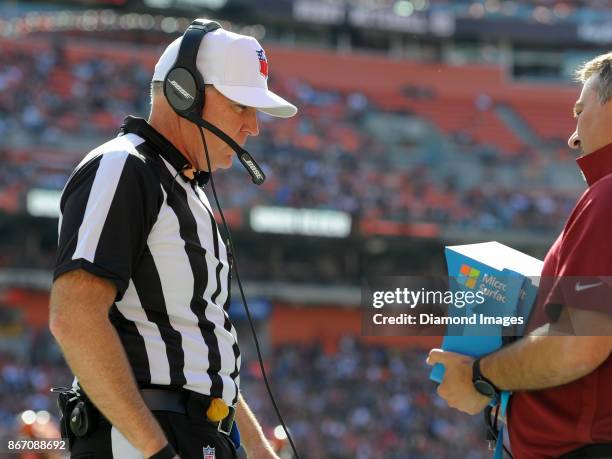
[575,281,604,292]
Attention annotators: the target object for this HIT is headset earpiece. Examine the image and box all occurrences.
[164,67,200,116]
[163,19,221,119]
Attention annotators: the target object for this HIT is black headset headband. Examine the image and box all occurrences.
[173,20,220,71]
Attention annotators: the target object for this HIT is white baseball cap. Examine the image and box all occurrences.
[152,26,297,118]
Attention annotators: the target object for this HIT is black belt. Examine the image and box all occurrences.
[558,443,612,459]
[140,388,235,436]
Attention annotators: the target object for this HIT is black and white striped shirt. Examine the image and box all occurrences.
[54,117,241,406]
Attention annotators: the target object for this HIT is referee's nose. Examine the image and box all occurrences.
[568,131,580,150]
[243,108,259,137]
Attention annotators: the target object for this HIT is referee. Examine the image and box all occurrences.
[49,22,297,459]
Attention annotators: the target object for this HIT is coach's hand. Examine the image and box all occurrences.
[426,349,491,415]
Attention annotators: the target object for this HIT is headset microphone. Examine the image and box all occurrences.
[184,113,266,185]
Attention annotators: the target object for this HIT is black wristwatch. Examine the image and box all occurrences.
[472,357,501,399]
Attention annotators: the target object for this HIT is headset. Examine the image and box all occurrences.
[163,19,300,459]
[163,19,266,186]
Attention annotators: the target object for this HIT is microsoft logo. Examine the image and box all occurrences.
[458,264,480,289]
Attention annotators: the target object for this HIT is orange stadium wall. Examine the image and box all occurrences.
[1,288,51,329]
[270,304,441,353]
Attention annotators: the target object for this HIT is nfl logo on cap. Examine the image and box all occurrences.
[203,445,215,459]
[256,48,268,79]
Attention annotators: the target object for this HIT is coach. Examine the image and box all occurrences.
[49,21,296,459]
[428,54,612,458]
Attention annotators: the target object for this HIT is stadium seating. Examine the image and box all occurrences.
[0,37,584,248]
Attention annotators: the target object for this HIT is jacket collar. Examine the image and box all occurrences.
[576,141,612,187]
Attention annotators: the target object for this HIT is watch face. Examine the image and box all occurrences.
[474,379,496,398]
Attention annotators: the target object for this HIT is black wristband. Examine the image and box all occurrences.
[472,357,501,398]
[149,443,176,459]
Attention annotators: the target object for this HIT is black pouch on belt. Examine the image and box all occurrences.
[53,387,79,449]
[53,386,99,448]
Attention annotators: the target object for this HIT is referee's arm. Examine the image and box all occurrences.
[50,150,172,457]
[50,269,172,458]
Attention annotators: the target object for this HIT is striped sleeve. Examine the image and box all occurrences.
[54,149,162,300]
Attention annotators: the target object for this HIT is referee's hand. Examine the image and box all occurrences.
[147,443,180,459]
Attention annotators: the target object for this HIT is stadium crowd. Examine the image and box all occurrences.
[0,41,579,238]
[243,336,489,459]
[428,0,612,22]
[0,331,489,459]
[0,329,69,459]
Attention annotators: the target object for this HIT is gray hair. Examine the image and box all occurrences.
[150,81,164,105]
[575,52,612,104]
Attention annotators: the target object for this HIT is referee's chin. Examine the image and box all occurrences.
[216,154,235,170]
[200,155,232,172]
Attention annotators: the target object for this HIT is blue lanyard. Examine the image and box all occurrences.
[494,391,511,459]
